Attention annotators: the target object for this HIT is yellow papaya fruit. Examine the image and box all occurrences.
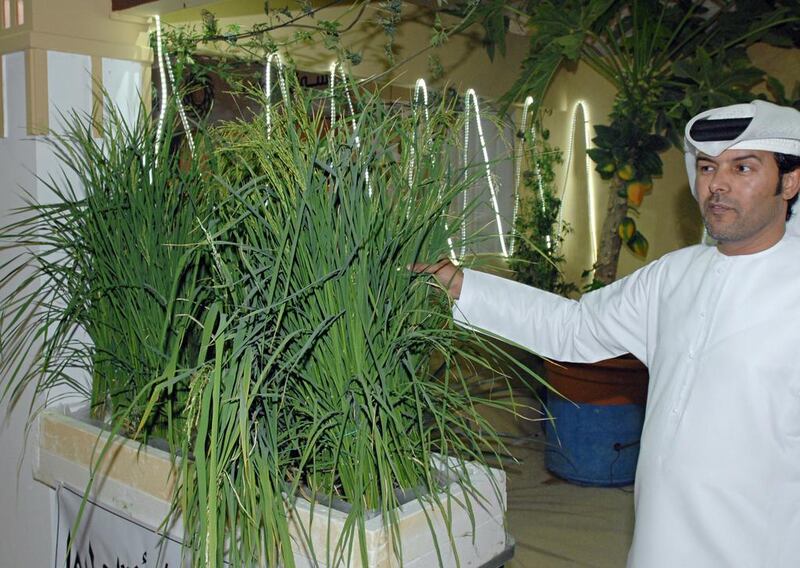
[627,231,649,259]
[618,217,636,241]
[617,163,635,181]
[627,180,652,207]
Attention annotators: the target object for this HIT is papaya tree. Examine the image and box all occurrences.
[502,0,799,284]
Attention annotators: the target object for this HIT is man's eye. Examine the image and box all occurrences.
[698,165,714,173]
[737,165,752,173]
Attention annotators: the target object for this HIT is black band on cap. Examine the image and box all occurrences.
[689,117,752,142]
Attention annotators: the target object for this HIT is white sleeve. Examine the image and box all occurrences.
[453,266,654,364]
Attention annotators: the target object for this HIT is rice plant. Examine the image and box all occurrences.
[142,81,530,566]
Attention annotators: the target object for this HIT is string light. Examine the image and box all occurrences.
[154,15,195,164]
[153,15,168,167]
[413,79,430,122]
[559,101,597,264]
[510,97,531,256]
[407,78,430,188]
[163,42,194,157]
[407,79,456,259]
[463,88,508,258]
[265,52,289,139]
[512,96,551,255]
[329,61,371,196]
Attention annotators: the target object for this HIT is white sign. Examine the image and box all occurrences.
[55,484,189,568]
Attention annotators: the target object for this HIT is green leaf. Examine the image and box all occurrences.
[592,124,621,149]
[554,33,585,59]
[637,151,663,177]
[586,147,612,164]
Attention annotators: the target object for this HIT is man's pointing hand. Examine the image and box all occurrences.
[408,259,463,300]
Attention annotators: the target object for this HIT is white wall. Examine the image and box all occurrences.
[0,50,144,567]
[0,50,54,568]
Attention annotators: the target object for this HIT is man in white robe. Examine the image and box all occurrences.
[415,100,800,567]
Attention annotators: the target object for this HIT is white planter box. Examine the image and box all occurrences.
[34,406,178,534]
[34,406,510,567]
[287,456,508,568]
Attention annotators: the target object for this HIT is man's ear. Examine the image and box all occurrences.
[782,168,800,201]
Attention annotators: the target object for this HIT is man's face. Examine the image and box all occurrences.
[696,149,791,254]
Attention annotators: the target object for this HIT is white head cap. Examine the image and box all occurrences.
[684,100,800,198]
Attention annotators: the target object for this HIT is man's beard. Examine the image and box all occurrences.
[702,177,783,242]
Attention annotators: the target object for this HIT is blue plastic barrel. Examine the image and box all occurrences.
[544,395,645,486]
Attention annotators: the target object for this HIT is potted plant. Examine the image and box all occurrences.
[2,75,531,566]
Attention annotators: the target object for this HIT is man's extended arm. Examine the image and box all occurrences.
[462,269,655,362]
[411,259,653,363]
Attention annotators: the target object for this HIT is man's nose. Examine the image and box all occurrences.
[708,170,731,193]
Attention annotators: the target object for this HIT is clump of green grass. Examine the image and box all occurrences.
[0,101,211,440]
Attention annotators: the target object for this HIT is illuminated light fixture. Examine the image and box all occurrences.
[162,40,194,156]
[329,61,371,196]
[407,78,430,188]
[153,15,169,166]
[153,15,195,164]
[558,100,597,264]
[408,79,456,259]
[412,78,430,121]
[463,88,508,258]
[264,52,289,139]
[514,96,551,253]
[511,97,532,257]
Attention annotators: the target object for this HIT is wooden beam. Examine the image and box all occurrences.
[111,0,218,16]
[111,0,157,11]
[112,0,339,17]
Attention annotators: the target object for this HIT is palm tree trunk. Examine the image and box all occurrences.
[594,176,628,285]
